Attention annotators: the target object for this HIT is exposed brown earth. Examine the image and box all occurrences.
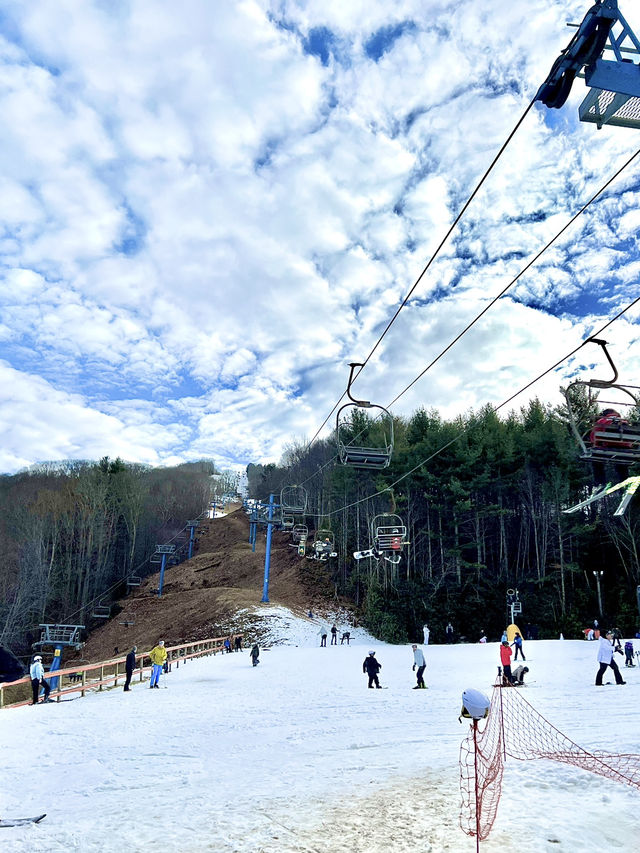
[73,506,338,664]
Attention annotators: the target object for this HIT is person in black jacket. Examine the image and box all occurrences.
[363,651,382,688]
[124,646,137,691]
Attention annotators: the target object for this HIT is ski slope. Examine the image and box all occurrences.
[1,610,639,852]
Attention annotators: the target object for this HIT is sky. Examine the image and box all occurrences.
[2,609,639,851]
[1,0,640,474]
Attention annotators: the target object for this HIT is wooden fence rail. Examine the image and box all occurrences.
[0,635,237,709]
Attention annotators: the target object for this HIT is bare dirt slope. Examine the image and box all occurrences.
[77,506,337,663]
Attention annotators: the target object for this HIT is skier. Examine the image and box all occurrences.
[445,622,454,643]
[624,640,635,667]
[500,640,514,685]
[330,624,338,646]
[501,630,508,644]
[423,624,430,645]
[340,631,351,645]
[124,646,137,691]
[234,635,243,652]
[512,665,529,685]
[511,632,526,661]
[318,626,328,647]
[148,640,167,689]
[595,630,626,686]
[250,644,260,666]
[411,644,426,689]
[363,651,382,688]
[29,655,51,705]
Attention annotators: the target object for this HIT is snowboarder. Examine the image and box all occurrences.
[250,644,260,666]
[29,655,51,705]
[330,624,338,645]
[340,631,351,645]
[512,665,529,685]
[500,640,514,685]
[511,632,525,661]
[595,630,626,686]
[363,651,382,688]
[624,640,635,667]
[423,624,430,645]
[411,644,426,689]
[124,646,137,691]
[445,622,454,643]
[148,641,167,689]
[318,627,328,647]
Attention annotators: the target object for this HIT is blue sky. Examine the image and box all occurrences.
[0,0,639,474]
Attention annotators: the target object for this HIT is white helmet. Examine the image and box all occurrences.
[34,655,42,662]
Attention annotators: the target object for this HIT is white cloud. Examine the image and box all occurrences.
[0,0,638,475]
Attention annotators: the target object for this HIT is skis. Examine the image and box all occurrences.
[563,475,640,517]
[0,814,46,827]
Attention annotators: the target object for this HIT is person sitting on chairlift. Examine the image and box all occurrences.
[588,409,634,488]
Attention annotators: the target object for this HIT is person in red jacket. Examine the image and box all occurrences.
[500,640,514,685]
[589,409,634,487]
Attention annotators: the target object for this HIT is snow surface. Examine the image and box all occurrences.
[2,609,639,852]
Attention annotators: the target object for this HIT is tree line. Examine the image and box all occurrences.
[0,458,236,657]
[248,392,640,644]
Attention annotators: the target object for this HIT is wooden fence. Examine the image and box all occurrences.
[0,635,237,709]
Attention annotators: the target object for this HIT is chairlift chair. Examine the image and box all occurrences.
[92,604,111,619]
[563,338,640,464]
[371,514,407,565]
[280,485,308,515]
[336,363,394,469]
[309,529,337,561]
[292,523,308,544]
[281,513,295,530]
[126,576,142,588]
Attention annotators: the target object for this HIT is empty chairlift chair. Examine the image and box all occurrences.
[336,363,394,469]
[280,485,308,516]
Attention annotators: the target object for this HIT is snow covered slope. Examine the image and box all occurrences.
[2,608,638,852]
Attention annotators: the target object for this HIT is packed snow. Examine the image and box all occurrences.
[2,609,639,852]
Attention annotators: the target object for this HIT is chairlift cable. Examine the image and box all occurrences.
[325,294,640,516]
[298,145,640,489]
[303,97,539,453]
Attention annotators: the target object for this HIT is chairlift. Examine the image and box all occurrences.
[336,363,394,469]
[536,0,640,130]
[292,524,308,544]
[371,514,408,565]
[308,529,337,561]
[119,616,136,627]
[280,485,308,515]
[563,338,640,464]
[92,604,111,619]
[281,513,294,530]
[126,576,142,588]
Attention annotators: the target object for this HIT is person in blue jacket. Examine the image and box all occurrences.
[511,632,525,661]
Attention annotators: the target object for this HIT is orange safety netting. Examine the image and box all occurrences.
[459,682,640,842]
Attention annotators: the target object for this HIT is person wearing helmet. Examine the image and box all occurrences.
[588,408,634,487]
[362,651,382,688]
[595,629,626,686]
[500,640,514,685]
[29,655,51,705]
[512,665,529,685]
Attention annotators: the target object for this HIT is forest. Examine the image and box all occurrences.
[247,391,640,645]
[2,389,639,659]
[0,458,237,658]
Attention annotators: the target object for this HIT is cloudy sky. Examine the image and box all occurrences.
[1,0,640,475]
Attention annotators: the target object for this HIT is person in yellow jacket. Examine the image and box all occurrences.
[148,640,167,688]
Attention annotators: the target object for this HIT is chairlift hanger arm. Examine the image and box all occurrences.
[585,337,619,387]
[346,362,372,407]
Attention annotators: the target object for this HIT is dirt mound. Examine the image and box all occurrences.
[75,507,337,663]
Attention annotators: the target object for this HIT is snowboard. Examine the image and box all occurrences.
[0,814,46,827]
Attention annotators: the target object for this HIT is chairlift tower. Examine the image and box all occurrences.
[155,545,176,597]
[33,624,85,691]
[506,589,522,626]
[187,520,199,560]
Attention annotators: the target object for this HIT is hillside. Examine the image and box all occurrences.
[74,506,343,663]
